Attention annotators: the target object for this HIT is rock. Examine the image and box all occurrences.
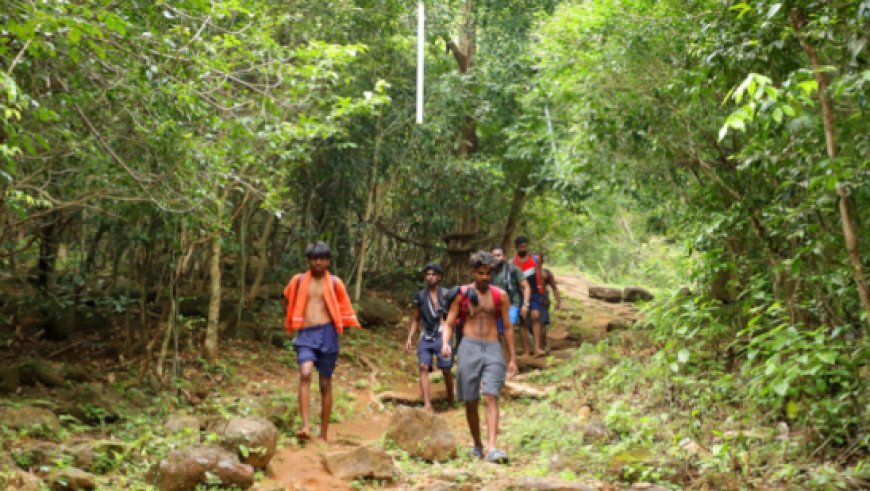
[18,358,65,387]
[605,319,632,332]
[157,445,254,491]
[254,396,295,431]
[587,286,623,303]
[623,287,653,303]
[164,415,201,435]
[226,321,259,341]
[44,308,110,341]
[220,417,279,469]
[413,481,454,491]
[357,295,402,326]
[384,407,456,461]
[630,484,670,491]
[0,405,61,434]
[43,467,96,490]
[581,420,610,442]
[323,445,396,481]
[574,353,608,372]
[68,440,127,473]
[0,365,21,393]
[577,404,592,420]
[56,383,127,423]
[18,441,66,468]
[0,470,43,491]
[678,437,707,456]
[483,478,596,491]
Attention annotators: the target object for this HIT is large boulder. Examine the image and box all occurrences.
[357,295,402,326]
[623,286,654,303]
[384,407,456,461]
[17,358,65,387]
[68,440,127,473]
[588,286,623,303]
[219,417,279,469]
[157,446,254,491]
[323,446,396,481]
[0,405,60,434]
[16,441,66,468]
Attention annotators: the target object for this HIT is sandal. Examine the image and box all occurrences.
[486,448,509,463]
[470,446,484,459]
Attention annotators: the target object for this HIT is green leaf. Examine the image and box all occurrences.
[68,27,82,44]
[677,349,690,363]
[773,380,789,397]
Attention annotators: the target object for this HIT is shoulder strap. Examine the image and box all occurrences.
[492,287,502,320]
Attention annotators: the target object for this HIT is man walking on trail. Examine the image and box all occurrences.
[538,252,562,351]
[405,262,455,412]
[441,251,518,463]
[283,241,360,442]
[513,236,547,357]
[491,245,531,356]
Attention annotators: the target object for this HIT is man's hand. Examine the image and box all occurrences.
[554,300,561,311]
[441,342,452,358]
[507,359,519,378]
[404,338,413,353]
[520,305,529,319]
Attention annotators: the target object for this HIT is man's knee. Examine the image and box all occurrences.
[319,375,332,393]
[419,364,431,373]
[532,310,540,321]
[299,362,314,382]
[483,394,498,405]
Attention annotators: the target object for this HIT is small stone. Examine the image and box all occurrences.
[623,287,654,303]
[581,421,610,442]
[588,286,623,303]
[1,469,43,491]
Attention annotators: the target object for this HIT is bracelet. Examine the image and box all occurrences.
[523,303,530,307]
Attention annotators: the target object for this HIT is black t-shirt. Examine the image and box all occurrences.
[412,287,448,340]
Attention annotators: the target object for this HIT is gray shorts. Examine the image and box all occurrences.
[456,338,506,401]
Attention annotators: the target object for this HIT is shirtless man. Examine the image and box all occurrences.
[405,262,455,411]
[441,251,518,463]
[538,252,561,352]
[283,241,360,441]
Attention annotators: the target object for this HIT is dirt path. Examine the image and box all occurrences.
[256,273,640,490]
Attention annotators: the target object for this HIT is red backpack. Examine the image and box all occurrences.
[454,283,503,329]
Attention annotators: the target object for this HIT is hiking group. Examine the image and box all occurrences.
[283,237,559,464]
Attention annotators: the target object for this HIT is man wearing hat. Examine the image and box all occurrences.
[405,262,455,411]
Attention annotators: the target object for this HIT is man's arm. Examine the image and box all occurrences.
[441,295,461,357]
[501,290,518,376]
[546,269,562,310]
[406,307,420,353]
[519,269,531,318]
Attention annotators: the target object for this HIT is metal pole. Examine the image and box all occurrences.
[416,1,425,124]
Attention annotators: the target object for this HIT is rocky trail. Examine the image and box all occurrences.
[255,273,644,490]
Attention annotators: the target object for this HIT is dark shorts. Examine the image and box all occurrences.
[525,293,546,332]
[417,335,453,371]
[456,338,506,401]
[293,323,340,378]
[529,292,544,311]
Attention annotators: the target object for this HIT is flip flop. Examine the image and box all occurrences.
[486,448,509,463]
[470,446,484,459]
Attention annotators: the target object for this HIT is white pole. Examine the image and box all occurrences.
[416,1,424,124]
[544,104,557,154]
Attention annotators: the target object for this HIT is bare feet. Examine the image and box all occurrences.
[317,434,328,442]
[423,404,434,413]
[296,428,312,441]
[533,350,547,357]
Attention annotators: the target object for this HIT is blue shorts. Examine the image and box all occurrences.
[529,293,544,311]
[525,294,546,332]
[417,335,453,371]
[293,323,340,378]
[496,305,521,334]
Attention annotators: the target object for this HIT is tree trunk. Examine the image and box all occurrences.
[204,190,224,362]
[501,178,528,252]
[247,212,275,304]
[352,118,384,302]
[793,12,870,328]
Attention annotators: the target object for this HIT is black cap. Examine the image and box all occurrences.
[422,262,444,275]
[515,235,529,246]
